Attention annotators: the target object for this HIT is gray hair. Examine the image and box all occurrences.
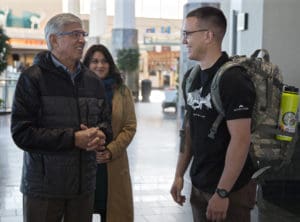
[44,13,82,50]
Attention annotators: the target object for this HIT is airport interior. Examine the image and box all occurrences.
[0,0,300,221]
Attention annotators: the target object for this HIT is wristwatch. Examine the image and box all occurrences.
[215,188,230,198]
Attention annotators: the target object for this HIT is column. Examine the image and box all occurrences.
[65,0,80,16]
[112,0,139,100]
[112,0,138,57]
[88,0,107,46]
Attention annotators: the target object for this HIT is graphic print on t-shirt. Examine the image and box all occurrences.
[187,87,212,110]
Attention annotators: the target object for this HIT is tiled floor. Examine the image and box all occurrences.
[0,90,299,222]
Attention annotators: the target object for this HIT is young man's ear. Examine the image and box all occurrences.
[205,30,215,43]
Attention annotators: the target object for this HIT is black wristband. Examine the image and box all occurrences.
[215,188,230,198]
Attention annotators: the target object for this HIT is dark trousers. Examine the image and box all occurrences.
[23,193,94,222]
[190,180,256,222]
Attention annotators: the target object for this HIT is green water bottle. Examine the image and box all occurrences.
[276,85,300,142]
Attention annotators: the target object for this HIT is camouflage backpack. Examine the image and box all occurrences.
[183,49,298,180]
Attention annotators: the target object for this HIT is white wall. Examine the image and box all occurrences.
[239,0,263,56]
[263,0,300,88]
[234,0,300,89]
[220,0,231,53]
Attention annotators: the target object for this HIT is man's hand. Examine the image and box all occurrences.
[170,177,186,206]
[75,124,106,151]
[96,148,112,163]
[206,193,229,221]
[85,128,106,151]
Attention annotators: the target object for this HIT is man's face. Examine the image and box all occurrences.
[51,22,86,64]
[182,17,209,61]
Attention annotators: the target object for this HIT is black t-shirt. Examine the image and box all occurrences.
[186,52,256,194]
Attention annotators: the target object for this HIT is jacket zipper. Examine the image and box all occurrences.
[73,79,82,195]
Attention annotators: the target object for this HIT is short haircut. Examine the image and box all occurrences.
[44,13,82,50]
[187,6,227,41]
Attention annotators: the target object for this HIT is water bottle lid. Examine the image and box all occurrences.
[284,85,299,93]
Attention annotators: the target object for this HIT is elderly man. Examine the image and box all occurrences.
[11,13,112,222]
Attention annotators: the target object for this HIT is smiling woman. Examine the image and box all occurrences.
[83,44,137,222]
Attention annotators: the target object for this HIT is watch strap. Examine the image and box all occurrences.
[215,188,230,198]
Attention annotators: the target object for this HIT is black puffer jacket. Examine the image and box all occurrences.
[11,51,112,198]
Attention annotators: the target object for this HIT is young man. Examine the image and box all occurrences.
[11,13,112,222]
[170,7,256,222]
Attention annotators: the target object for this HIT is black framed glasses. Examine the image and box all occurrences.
[56,30,89,38]
[182,29,208,39]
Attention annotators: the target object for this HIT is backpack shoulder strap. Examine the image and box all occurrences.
[182,64,201,105]
[180,65,200,152]
[208,61,244,139]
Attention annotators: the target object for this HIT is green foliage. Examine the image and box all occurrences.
[116,48,140,73]
[0,27,10,73]
[0,98,3,108]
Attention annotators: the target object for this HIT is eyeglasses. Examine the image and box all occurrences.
[182,29,208,39]
[56,30,89,38]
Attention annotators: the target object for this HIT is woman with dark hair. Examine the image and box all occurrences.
[83,44,136,222]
